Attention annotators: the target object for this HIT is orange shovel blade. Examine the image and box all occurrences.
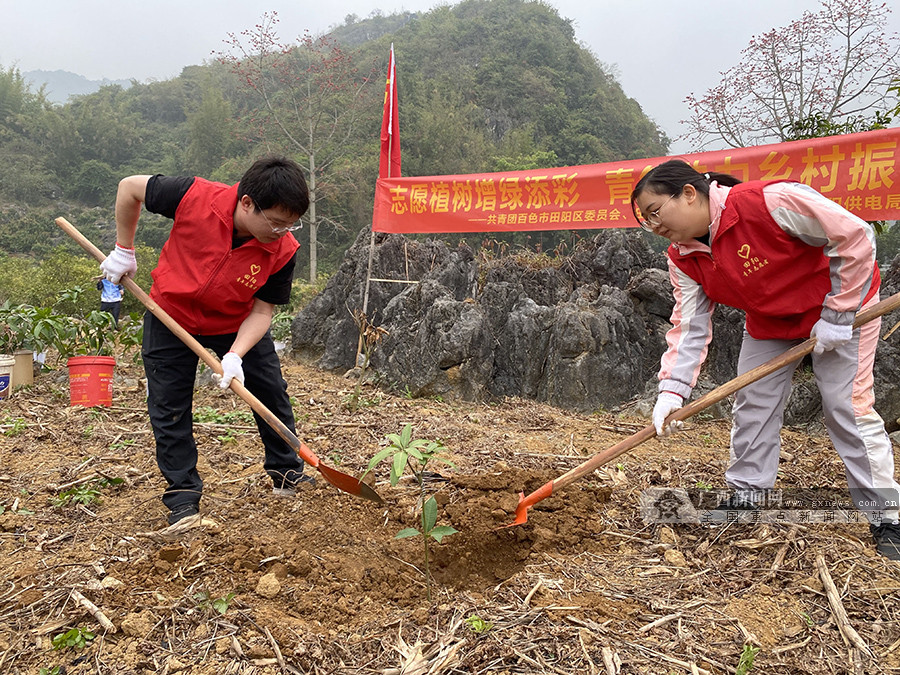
[502,481,555,528]
[317,462,383,504]
[299,442,383,504]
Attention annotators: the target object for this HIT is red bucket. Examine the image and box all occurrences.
[67,356,115,407]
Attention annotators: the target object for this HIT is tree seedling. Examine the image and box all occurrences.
[464,615,493,634]
[51,627,95,651]
[395,495,458,600]
[365,424,457,602]
[194,590,235,615]
[735,644,760,675]
[50,477,124,508]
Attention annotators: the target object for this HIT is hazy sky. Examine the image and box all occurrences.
[2,0,899,153]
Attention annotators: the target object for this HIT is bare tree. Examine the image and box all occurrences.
[218,12,375,281]
[683,0,900,149]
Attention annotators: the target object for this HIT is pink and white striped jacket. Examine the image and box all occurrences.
[658,181,879,399]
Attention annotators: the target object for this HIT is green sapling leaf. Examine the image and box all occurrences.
[400,424,412,447]
[365,446,395,472]
[429,525,458,543]
[423,496,438,533]
[395,527,421,539]
[430,455,456,468]
[390,451,408,486]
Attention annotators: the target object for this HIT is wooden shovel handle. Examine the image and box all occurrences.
[549,289,900,495]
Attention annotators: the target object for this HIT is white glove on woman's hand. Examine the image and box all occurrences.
[811,318,852,355]
[653,391,684,437]
[99,244,137,283]
[217,352,245,389]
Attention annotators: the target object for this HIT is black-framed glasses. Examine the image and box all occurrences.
[636,194,675,232]
[255,203,303,234]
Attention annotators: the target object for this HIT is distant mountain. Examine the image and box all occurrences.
[23,70,132,105]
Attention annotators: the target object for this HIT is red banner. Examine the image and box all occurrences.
[373,127,900,233]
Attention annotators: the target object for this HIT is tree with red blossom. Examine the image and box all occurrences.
[682,0,900,150]
[217,12,376,281]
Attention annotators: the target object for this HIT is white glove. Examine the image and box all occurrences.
[811,318,852,355]
[99,244,137,283]
[217,352,245,389]
[653,391,684,437]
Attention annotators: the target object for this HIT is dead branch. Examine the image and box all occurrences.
[815,554,872,657]
[70,589,116,634]
[637,612,682,633]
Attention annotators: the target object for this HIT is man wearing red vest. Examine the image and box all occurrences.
[99,156,314,525]
[631,159,899,561]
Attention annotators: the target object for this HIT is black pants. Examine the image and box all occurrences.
[100,301,121,323]
[141,311,304,511]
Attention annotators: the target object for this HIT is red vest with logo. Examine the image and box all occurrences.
[668,182,879,340]
[149,178,299,335]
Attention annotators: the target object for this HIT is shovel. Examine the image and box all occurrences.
[506,288,900,527]
[57,216,383,504]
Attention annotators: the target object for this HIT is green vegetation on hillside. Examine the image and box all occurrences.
[2,0,670,291]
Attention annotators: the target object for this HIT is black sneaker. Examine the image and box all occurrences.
[870,522,900,561]
[167,503,199,525]
[272,471,316,497]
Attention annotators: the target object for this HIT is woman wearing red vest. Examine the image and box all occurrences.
[631,159,899,560]
[99,156,315,526]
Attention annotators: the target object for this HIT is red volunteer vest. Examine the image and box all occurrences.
[149,178,299,335]
[668,182,879,340]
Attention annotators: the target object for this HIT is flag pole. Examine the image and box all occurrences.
[357,44,397,367]
[358,217,379,366]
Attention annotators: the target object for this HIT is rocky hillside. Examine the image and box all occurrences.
[292,230,900,432]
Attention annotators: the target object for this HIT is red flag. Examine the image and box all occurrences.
[379,44,401,179]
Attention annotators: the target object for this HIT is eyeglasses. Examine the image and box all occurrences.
[255,203,304,234]
[636,194,675,232]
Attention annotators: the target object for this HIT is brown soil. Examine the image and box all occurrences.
[0,355,898,674]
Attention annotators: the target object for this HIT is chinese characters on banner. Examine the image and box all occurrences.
[372,127,899,233]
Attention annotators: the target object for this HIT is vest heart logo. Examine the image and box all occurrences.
[250,264,261,275]
[737,244,751,259]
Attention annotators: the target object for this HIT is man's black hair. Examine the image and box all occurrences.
[237,155,310,217]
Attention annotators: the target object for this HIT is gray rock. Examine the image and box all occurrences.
[537,286,650,411]
[291,227,458,370]
[290,232,899,428]
[372,279,492,400]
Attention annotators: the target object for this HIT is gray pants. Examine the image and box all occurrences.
[726,298,899,523]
